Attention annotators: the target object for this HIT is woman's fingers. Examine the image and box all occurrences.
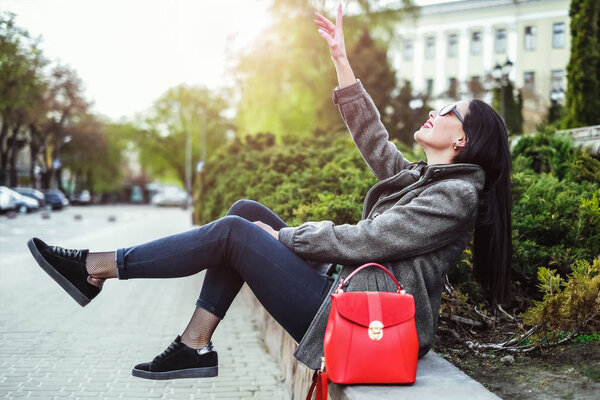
[317,28,335,46]
[336,3,343,30]
[313,20,329,30]
[314,11,336,31]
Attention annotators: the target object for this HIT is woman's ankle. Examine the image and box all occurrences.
[87,275,106,288]
[85,251,118,279]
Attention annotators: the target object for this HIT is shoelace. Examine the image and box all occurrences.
[51,246,83,260]
[155,341,179,361]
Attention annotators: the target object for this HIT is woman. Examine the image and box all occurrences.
[27,4,512,380]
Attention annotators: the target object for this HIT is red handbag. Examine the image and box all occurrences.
[306,263,419,400]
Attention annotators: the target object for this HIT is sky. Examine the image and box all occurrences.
[0,0,275,121]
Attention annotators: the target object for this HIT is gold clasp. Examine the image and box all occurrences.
[368,320,384,341]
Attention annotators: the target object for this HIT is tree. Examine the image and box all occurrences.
[564,0,600,128]
[492,81,523,135]
[60,115,129,196]
[40,65,90,190]
[349,28,396,123]
[134,85,233,187]
[233,0,417,140]
[387,80,430,146]
[0,12,48,186]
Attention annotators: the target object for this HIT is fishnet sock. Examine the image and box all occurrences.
[86,251,117,280]
[180,307,221,349]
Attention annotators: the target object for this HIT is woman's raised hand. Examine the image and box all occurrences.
[314,3,356,88]
[314,3,347,61]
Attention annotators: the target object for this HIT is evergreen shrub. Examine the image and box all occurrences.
[194,126,599,306]
[194,131,423,227]
[521,256,600,346]
[509,127,600,296]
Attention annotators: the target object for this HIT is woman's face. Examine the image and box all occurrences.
[414,100,470,153]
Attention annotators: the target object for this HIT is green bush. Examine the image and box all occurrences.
[194,126,599,305]
[521,256,600,346]
[510,127,600,296]
[194,131,423,227]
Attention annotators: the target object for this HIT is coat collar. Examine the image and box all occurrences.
[411,160,486,193]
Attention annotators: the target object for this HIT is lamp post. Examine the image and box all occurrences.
[491,59,513,121]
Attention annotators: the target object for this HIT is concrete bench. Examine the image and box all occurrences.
[241,286,500,399]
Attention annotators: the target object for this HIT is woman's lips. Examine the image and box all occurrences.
[422,120,433,129]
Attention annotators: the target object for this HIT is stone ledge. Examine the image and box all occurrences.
[328,351,500,399]
[242,286,500,399]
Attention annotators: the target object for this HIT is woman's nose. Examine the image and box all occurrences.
[429,110,437,119]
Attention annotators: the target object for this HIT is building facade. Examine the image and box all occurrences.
[391,0,570,132]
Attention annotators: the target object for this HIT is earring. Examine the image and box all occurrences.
[453,142,458,150]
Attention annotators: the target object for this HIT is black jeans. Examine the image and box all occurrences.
[115,200,334,343]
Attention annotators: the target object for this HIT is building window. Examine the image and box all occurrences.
[425,36,435,59]
[495,28,507,53]
[551,70,564,91]
[471,31,482,55]
[553,22,565,48]
[524,71,535,92]
[524,26,536,51]
[447,77,458,98]
[426,79,434,97]
[447,34,458,58]
[403,39,413,60]
[468,76,484,98]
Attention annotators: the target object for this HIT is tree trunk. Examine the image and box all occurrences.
[0,123,9,186]
[29,144,38,187]
[8,122,22,187]
[28,125,40,188]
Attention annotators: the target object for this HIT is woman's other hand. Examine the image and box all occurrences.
[314,3,356,89]
[253,221,280,240]
[314,3,346,61]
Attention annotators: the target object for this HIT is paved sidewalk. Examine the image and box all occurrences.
[0,205,290,399]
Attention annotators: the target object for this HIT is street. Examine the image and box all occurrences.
[0,205,289,399]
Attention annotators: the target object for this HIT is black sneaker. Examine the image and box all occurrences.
[27,237,101,307]
[132,336,218,380]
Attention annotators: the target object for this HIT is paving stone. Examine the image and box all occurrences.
[0,206,289,399]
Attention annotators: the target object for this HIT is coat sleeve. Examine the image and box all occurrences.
[278,180,479,265]
[332,79,413,180]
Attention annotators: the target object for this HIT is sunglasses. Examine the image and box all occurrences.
[439,104,464,124]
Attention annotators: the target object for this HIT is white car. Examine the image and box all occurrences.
[0,186,39,213]
[151,186,189,207]
[0,186,17,212]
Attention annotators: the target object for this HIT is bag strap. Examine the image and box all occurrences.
[306,370,329,400]
[337,262,404,294]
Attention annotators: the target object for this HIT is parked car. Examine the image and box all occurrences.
[13,187,46,208]
[70,190,91,205]
[0,186,17,213]
[43,189,70,210]
[0,186,39,213]
[151,186,189,207]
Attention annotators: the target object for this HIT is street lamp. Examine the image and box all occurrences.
[491,59,513,121]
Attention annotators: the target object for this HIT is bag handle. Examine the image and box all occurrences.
[336,262,404,294]
[306,370,328,400]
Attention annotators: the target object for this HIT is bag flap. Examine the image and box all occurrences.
[333,291,415,327]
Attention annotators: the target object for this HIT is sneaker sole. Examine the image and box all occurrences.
[131,366,218,380]
[27,238,91,307]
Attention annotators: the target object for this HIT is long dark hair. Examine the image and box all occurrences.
[452,99,512,306]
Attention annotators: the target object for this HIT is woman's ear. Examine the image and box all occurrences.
[453,137,467,150]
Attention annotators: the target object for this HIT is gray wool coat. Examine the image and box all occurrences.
[277,79,485,371]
